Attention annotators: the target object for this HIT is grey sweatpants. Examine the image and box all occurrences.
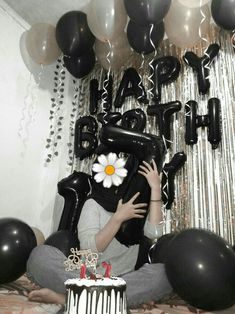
[26,245,172,308]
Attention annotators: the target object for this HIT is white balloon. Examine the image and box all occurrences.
[87,0,127,42]
[95,33,132,70]
[178,0,210,8]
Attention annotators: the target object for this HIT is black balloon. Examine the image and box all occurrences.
[97,112,122,126]
[161,152,187,209]
[45,230,79,257]
[183,44,220,95]
[56,11,95,57]
[121,109,146,132]
[135,236,153,270]
[64,49,95,79]
[0,218,36,284]
[74,115,98,160]
[100,125,165,164]
[149,233,176,263]
[100,125,165,245]
[185,98,221,149]
[211,0,235,30]
[147,101,182,148]
[124,0,171,26]
[89,75,113,115]
[165,228,235,311]
[57,171,91,232]
[151,56,181,101]
[127,20,164,55]
[114,67,148,108]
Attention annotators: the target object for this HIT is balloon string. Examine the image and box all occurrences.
[147,23,157,100]
[102,40,112,124]
[199,0,210,80]
[137,53,145,103]
[162,134,172,152]
[185,101,191,117]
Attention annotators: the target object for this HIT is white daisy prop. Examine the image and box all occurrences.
[92,153,128,188]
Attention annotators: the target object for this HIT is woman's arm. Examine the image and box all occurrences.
[138,160,163,226]
[95,192,147,252]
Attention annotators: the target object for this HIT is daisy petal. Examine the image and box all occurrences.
[98,154,108,166]
[112,173,123,186]
[92,163,105,173]
[94,172,106,183]
[115,168,128,177]
[114,158,126,168]
[103,176,112,188]
[108,153,117,165]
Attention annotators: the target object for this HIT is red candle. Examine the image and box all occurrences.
[80,264,86,279]
[102,261,111,278]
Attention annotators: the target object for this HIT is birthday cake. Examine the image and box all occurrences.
[64,249,127,314]
[64,276,127,314]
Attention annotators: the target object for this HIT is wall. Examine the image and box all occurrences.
[0,1,72,237]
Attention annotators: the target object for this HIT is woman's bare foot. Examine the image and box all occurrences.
[28,288,65,305]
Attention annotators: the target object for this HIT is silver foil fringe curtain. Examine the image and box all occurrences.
[72,27,235,244]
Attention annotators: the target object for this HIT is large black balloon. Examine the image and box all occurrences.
[127,20,164,55]
[165,228,235,311]
[100,125,165,245]
[124,0,172,26]
[45,230,79,257]
[57,171,91,232]
[56,11,95,57]
[0,218,37,284]
[64,49,96,79]
[149,233,176,263]
[211,0,235,30]
[121,109,146,132]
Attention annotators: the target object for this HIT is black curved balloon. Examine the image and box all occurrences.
[161,152,187,209]
[165,228,235,311]
[56,11,95,57]
[0,218,36,284]
[127,20,164,55]
[211,0,235,30]
[121,109,146,132]
[45,230,80,257]
[149,233,176,263]
[147,101,182,148]
[74,115,98,160]
[124,0,171,26]
[63,49,96,79]
[100,124,165,164]
[100,125,165,245]
[57,171,91,232]
[89,75,113,115]
[151,56,181,101]
[183,44,220,95]
[114,67,148,108]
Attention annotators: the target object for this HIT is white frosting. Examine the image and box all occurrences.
[65,276,126,287]
[64,277,127,314]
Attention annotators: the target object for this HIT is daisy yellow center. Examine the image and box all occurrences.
[105,165,115,175]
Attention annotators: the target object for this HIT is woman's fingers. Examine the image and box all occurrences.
[129,191,140,203]
[142,160,152,171]
[134,203,148,208]
[151,159,158,171]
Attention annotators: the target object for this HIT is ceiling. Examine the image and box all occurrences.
[3,0,91,26]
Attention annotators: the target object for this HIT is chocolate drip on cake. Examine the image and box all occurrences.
[65,282,126,314]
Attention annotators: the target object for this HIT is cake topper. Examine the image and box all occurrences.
[64,248,98,274]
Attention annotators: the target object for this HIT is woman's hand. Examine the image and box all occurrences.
[113,192,147,224]
[138,159,161,190]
